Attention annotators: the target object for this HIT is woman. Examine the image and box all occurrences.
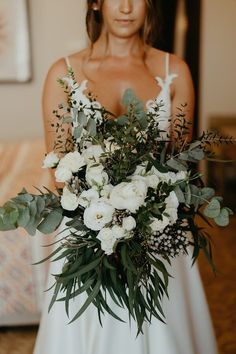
[34,1,218,353]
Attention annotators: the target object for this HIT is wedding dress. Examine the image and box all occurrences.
[33,53,218,354]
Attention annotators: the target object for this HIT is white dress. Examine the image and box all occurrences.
[33,53,218,354]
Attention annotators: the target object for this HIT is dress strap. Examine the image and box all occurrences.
[64,56,71,69]
[165,52,170,78]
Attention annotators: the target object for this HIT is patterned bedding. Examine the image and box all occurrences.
[0,139,54,326]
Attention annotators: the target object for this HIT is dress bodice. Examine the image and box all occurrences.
[63,53,178,137]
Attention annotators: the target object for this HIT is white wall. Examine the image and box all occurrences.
[199,0,236,132]
[0,0,87,142]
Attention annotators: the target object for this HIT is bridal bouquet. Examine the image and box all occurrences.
[0,68,234,334]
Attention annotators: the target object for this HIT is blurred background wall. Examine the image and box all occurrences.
[0,0,87,142]
[0,0,236,141]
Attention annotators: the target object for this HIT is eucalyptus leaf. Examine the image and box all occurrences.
[203,198,221,218]
[214,208,230,227]
[87,118,97,136]
[166,158,187,171]
[37,209,63,234]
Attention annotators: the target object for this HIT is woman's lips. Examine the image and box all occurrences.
[115,19,134,25]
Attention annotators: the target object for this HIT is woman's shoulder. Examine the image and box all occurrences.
[45,48,89,82]
[148,47,191,78]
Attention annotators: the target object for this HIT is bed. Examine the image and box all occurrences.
[0,139,55,326]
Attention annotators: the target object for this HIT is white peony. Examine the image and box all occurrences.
[85,164,109,187]
[77,188,99,208]
[122,216,136,231]
[97,227,116,255]
[111,225,126,239]
[110,180,147,213]
[60,187,79,211]
[58,151,86,173]
[42,151,59,169]
[150,215,169,232]
[82,145,104,166]
[83,199,114,231]
[55,166,73,183]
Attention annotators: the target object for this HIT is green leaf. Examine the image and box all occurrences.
[73,125,83,139]
[122,88,136,106]
[37,209,63,234]
[18,206,30,228]
[166,158,187,171]
[78,111,87,126]
[68,278,101,323]
[188,148,205,161]
[201,187,215,201]
[87,118,97,136]
[116,115,129,126]
[203,198,221,218]
[214,208,230,227]
[174,185,185,203]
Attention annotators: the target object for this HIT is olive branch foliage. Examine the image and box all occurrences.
[0,75,235,335]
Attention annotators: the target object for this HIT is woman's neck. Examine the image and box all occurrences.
[92,31,146,59]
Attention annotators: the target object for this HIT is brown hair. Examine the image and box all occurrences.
[86,0,160,46]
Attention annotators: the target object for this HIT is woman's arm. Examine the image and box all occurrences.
[42,58,71,189]
[171,55,195,141]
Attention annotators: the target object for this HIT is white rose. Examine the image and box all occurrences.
[112,225,126,239]
[77,189,99,208]
[59,151,86,173]
[60,187,79,211]
[42,151,59,169]
[82,145,104,165]
[86,165,109,187]
[97,227,116,255]
[55,166,73,182]
[83,199,114,231]
[150,215,169,232]
[110,180,147,213]
[122,216,136,231]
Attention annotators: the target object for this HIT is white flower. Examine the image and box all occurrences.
[60,187,79,211]
[42,151,59,169]
[122,216,136,231]
[97,228,116,255]
[77,189,99,208]
[165,191,179,224]
[100,184,114,198]
[150,215,169,232]
[129,163,159,189]
[58,151,86,173]
[83,199,114,231]
[150,167,187,185]
[110,180,147,213]
[55,166,73,183]
[82,145,104,166]
[111,225,126,239]
[85,164,109,187]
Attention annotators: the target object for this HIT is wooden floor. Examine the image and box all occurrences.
[0,217,235,354]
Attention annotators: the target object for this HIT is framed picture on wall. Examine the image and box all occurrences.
[0,0,31,82]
